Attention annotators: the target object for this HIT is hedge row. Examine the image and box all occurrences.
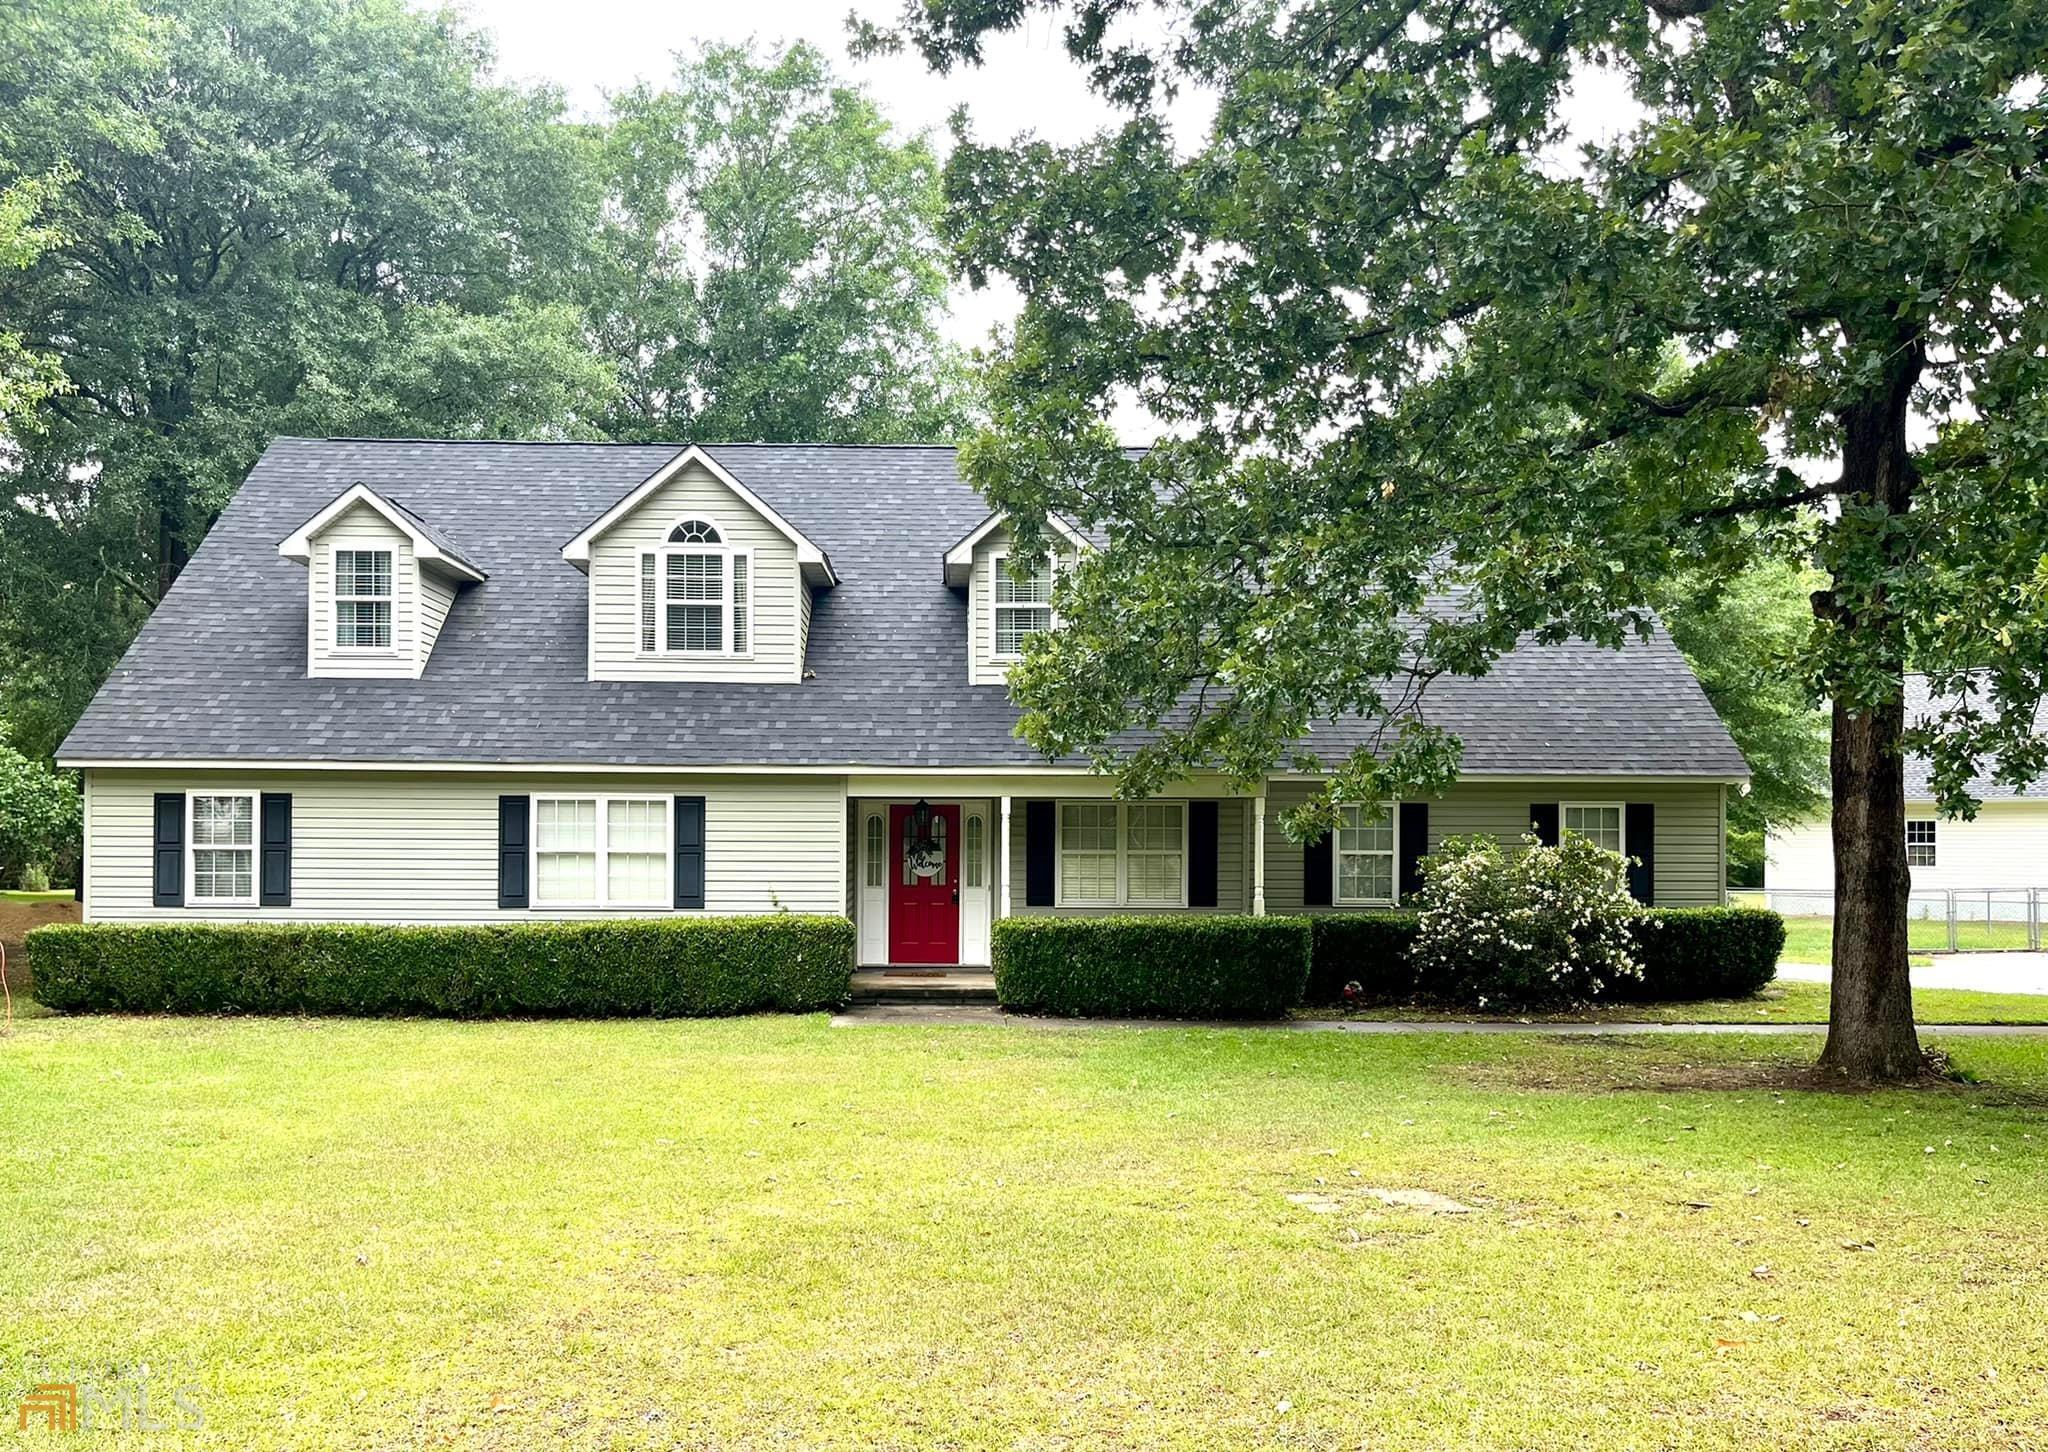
[992,915,1311,1019]
[1307,906,1785,1005]
[25,916,855,1017]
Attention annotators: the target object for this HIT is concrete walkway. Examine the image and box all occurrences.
[831,1004,2048,1035]
[1778,952,2048,995]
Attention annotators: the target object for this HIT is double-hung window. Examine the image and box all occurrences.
[1334,803,1397,904]
[1056,800,1187,907]
[189,793,256,905]
[333,548,392,649]
[1906,819,1937,867]
[1562,803,1624,854]
[992,552,1054,659]
[641,518,751,656]
[532,795,671,908]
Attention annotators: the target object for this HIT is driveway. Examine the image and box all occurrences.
[1777,952,2048,995]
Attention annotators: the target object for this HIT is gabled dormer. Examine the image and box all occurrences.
[562,446,836,684]
[279,484,486,679]
[943,510,1089,685]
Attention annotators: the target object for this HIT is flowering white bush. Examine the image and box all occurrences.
[1410,832,1645,1009]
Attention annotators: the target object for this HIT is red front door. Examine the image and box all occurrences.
[888,803,960,964]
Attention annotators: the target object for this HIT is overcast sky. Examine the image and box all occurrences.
[456,0,1213,358]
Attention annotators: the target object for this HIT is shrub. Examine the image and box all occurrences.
[1410,833,1644,1009]
[1307,913,1420,1004]
[0,748,79,888]
[992,915,1311,1019]
[1619,907,1786,1001]
[25,916,854,1017]
[18,863,51,893]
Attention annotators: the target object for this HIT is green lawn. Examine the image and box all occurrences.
[0,888,73,903]
[4,1016,2046,1448]
[1778,913,2035,965]
[1308,978,2048,1025]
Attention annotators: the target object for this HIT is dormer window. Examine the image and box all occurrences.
[334,549,393,650]
[642,517,752,657]
[992,552,1054,660]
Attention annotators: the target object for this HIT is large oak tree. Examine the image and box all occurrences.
[862,0,2048,1077]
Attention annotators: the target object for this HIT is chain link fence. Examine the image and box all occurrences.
[1757,888,2046,952]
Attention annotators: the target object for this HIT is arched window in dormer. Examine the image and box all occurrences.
[640,516,752,656]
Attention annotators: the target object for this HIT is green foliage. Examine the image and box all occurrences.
[1411,835,1645,1009]
[1617,908,1788,1003]
[0,745,80,885]
[1305,906,1783,1006]
[590,41,976,444]
[1656,559,1830,881]
[991,914,1310,1018]
[1306,913,1420,1004]
[26,916,854,1017]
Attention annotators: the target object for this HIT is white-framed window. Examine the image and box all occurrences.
[1055,800,1188,907]
[189,792,256,905]
[1562,802,1625,855]
[1334,802,1398,905]
[963,811,985,889]
[640,517,752,657]
[333,548,392,650]
[864,813,885,889]
[1906,819,1937,868]
[531,795,672,908]
[991,552,1055,659]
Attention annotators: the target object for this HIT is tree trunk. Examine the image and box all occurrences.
[1816,335,1923,1080]
[1819,689,1921,1078]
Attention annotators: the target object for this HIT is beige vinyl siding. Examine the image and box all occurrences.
[83,770,848,923]
[309,504,416,678]
[799,580,813,671]
[1262,777,1727,910]
[588,457,804,683]
[416,570,458,674]
[967,524,1071,686]
[1768,798,2048,897]
[1007,796,1251,915]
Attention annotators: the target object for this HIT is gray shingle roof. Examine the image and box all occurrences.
[58,438,1748,776]
[1904,674,2048,802]
[378,493,487,579]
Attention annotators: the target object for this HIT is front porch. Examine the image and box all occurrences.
[848,966,998,1004]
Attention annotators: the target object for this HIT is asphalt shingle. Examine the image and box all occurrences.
[58,438,1749,776]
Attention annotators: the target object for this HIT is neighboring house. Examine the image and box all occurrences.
[1767,675,2048,916]
[57,439,1746,968]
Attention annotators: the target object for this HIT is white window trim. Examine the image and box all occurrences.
[187,791,258,908]
[1053,799,1189,908]
[529,794,673,910]
[1906,818,1937,868]
[331,545,395,654]
[1333,801,1401,907]
[641,515,755,660]
[1560,801,1627,857]
[990,550,1059,663]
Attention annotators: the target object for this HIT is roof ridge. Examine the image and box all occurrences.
[311,436,973,449]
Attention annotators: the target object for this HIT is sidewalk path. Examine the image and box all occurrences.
[831,1005,2048,1035]
[1778,951,2048,995]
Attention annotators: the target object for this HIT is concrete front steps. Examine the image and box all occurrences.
[849,968,998,1005]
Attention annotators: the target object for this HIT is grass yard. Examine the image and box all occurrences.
[3,1015,2046,1448]
[1778,913,2035,965]
[1308,978,2048,1025]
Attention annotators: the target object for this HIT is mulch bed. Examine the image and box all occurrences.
[0,898,79,998]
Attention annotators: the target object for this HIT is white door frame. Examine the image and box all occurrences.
[853,797,995,967]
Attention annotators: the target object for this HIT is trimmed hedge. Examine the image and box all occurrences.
[25,916,855,1017]
[1304,906,1785,1006]
[993,915,1311,1019]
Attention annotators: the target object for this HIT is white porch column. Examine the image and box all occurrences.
[1252,785,1268,916]
[998,794,1013,919]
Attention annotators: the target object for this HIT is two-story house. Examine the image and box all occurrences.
[58,439,1746,969]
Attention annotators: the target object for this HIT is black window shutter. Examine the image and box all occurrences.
[497,795,529,909]
[674,795,705,909]
[1530,803,1560,847]
[152,792,184,908]
[1398,802,1429,901]
[1024,800,1055,907]
[1188,801,1219,907]
[1625,802,1656,904]
[259,793,292,907]
[1303,830,1333,906]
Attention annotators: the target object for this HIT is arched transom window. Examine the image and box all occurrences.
[640,516,752,656]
